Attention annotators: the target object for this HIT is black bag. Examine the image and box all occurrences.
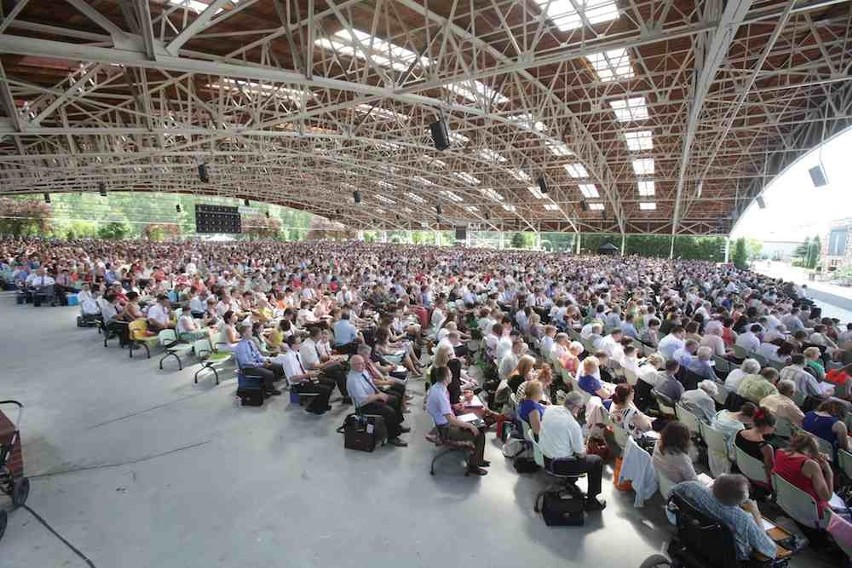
[338,413,387,452]
[237,388,264,407]
[513,456,540,474]
[535,490,585,526]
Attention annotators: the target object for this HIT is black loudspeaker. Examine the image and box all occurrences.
[538,175,548,194]
[581,201,589,211]
[455,226,467,241]
[176,204,181,213]
[43,193,50,203]
[808,165,827,187]
[243,198,250,207]
[756,196,765,209]
[265,211,270,218]
[99,182,107,197]
[429,119,450,151]
[436,203,442,215]
[198,163,209,183]
[353,191,361,204]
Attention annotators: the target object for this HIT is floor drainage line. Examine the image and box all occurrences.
[86,390,211,430]
[23,505,97,568]
[28,440,211,480]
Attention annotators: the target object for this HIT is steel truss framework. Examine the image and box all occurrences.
[0,0,850,237]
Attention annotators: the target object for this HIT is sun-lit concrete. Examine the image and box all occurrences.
[0,296,836,567]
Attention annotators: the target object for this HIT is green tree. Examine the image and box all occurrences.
[793,237,810,261]
[0,197,53,236]
[806,235,821,269]
[97,221,130,240]
[732,237,748,269]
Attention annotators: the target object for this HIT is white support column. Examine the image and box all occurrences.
[499,231,505,250]
[669,235,676,259]
[380,230,387,243]
[356,230,364,241]
[724,238,731,263]
[434,230,441,247]
[621,233,626,256]
[535,231,542,250]
[575,233,581,254]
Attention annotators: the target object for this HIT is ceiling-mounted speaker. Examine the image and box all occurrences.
[43,193,50,203]
[756,195,766,209]
[99,182,107,197]
[581,200,589,211]
[808,164,827,187]
[243,198,250,207]
[538,175,548,194]
[436,203,442,216]
[265,210,270,218]
[353,190,361,204]
[176,204,182,213]
[429,119,450,151]
[198,163,209,183]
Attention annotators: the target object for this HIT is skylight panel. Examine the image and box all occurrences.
[534,0,619,32]
[445,79,509,105]
[632,158,655,175]
[502,204,517,212]
[355,104,409,122]
[578,184,599,198]
[476,148,507,162]
[375,208,386,214]
[453,172,481,185]
[545,139,574,157]
[375,141,402,151]
[564,163,589,178]
[480,188,504,201]
[377,180,395,190]
[465,205,480,213]
[405,191,426,203]
[375,194,396,205]
[420,156,448,168]
[527,185,545,199]
[609,97,648,122]
[586,49,634,82]
[624,130,653,151]
[168,1,232,15]
[588,202,605,211]
[508,113,547,132]
[410,177,434,187]
[448,131,470,145]
[210,78,309,103]
[508,169,531,182]
[441,190,465,203]
[638,180,655,197]
[639,202,657,211]
[315,29,433,72]
[544,203,561,211]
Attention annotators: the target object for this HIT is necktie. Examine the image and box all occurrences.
[363,372,378,393]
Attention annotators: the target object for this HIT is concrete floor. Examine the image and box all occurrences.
[0,296,836,567]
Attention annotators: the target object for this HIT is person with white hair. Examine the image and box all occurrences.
[725,358,760,391]
[687,346,719,382]
[700,324,729,357]
[681,380,719,423]
[760,379,805,425]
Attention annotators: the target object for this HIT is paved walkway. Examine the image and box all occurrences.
[754,260,852,322]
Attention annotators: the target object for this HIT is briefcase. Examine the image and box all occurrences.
[535,490,585,526]
[340,414,387,452]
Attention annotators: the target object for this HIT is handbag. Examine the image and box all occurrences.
[337,413,387,452]
[586,436,611,461]
[535,490,585,526]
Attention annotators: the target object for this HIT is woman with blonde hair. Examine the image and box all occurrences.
[518,380,546,437]
[578,356,614,399]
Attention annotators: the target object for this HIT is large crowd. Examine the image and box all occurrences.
[3,236,852,563]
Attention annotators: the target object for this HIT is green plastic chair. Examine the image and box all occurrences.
[192,338,233,385]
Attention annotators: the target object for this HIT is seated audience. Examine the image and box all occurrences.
[737,367,779,404]
[652,422,698,483]
[681,380,718,423]
[734,408,776,484]
[577,356,614,399]
[802,400,850,456]
[774,433,849,521]
[537,391,606,511]
[346,355,409,446]
[517,380,547,437]
[234,323,283,397]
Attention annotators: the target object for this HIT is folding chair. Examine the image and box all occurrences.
[675,404,701,437]
[426,423,475,476]
[127,319,160,359]
[652,390,677,418]
[772,472,824,529]
[192,338,233,384]
[734,446,770,487]
[157,329,194,370]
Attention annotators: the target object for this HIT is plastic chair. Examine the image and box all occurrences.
[657,470,676,499]
[772,472,823,529]
[530,437,586,505]
[734,446,769,486]
[839,449,852,481]
[712,355,731,375]
[426,424,475,476]
[711,383,729,407]
[733,345,750,360]
[192,338,233,384]
[675,404,701,437]
[652,390,677,418]
[127,319,160,359]
[157,329,194,370]
[701,422,731,473]
[773,416,794,439]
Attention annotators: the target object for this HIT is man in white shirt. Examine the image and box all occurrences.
[498,338,524,381]
[300,327,350,403]
[537,391,606,510]
[598,328,625,364]
[658,326,686,360]
[274,336,334,414]
[700,326,728,357]
[146,294,174,331]
[494,330,514,363]
[735,325,762,352]
[189,291,208,318]
[780,354,831,399]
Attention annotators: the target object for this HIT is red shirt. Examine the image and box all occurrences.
[773,449,828,513]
